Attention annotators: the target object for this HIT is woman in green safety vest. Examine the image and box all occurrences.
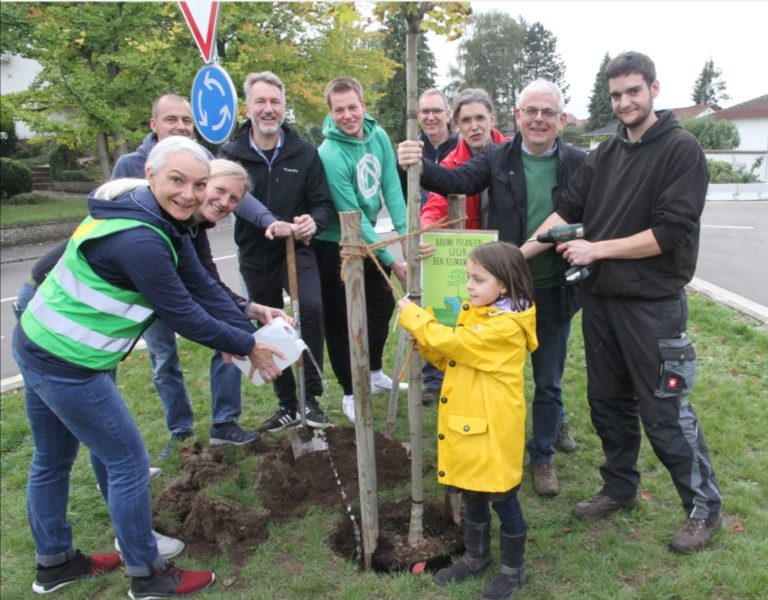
[12,136,285,598]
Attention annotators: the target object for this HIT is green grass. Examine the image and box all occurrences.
[2,292,767,599]
[0,193,88,226]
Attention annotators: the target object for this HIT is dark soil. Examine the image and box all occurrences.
[330,497,464,573]
[152,427,461,571]
[257,426,413,521]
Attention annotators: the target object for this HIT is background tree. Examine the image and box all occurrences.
[681,117,740,149]
[372,12,438,143]
[691,58,730,105]
[447,12,568,131]
[447,10,526,129]
[521,22,570,105]
[587,52,614,131]
[0,2,395,176]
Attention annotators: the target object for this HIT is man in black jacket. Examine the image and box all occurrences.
[523,52,723,555]
[221,71,336,431]
[398,79,586,498]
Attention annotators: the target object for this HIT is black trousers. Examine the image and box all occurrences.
[315,240,395,395]
[582,291,722,519]
[239,246,324,410]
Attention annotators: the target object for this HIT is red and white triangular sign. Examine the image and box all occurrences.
[178,1,220,64]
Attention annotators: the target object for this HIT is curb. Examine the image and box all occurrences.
[1,221,79,249]
[687,277,768,324]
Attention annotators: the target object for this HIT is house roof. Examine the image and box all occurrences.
[670,103,720,119]
[715,94,768,120]
[582,122,617,137]
[565,113,587,127]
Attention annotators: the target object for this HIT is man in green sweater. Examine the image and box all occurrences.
[315,75,408,423]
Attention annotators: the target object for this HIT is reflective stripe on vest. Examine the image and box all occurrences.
[54,261,153,323]
[21,216,177,370]
[27,292,135,354]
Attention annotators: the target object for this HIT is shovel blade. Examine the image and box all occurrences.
[289,426,329,459]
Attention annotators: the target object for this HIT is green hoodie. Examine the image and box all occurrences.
[317,112,407,266]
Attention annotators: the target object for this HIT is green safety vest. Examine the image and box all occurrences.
[21,216,178,371]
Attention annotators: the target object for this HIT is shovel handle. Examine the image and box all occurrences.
[285,235,307,426]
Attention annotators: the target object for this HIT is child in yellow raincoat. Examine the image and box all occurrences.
[398,241,538,600]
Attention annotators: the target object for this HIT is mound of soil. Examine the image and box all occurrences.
[330,497,464,573]
[153,443,270,565]
[257,427,412,521]
[152,427,415,565]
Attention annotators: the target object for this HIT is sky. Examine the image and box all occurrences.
[427,0,768,119]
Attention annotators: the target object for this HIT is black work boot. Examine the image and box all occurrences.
[434,519,491,586]
[481,531,526,600]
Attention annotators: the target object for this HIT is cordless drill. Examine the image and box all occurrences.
[534,223,584,244]
[530,223,590,284]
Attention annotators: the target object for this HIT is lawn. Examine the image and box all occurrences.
[0,192,89,227]
[1,292,766,599]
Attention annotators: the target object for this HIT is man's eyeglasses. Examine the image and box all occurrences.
[522,107,560,119]
[419,108,446,116]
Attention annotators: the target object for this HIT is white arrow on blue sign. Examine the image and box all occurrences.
[191,63,238,145]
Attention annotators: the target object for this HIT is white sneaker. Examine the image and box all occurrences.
[370,371,408,394]
[342,395,356,423]
[115,530,185,560]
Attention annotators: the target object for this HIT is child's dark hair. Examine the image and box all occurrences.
[468,241,534,310]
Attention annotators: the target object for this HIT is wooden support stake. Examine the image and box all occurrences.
[339,210,378,570]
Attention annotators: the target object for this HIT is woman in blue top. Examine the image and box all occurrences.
[13,136,284,598]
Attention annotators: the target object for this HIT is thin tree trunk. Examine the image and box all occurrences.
[405,8,426,550]
[96,132,111,181]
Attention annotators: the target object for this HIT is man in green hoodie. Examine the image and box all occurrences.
[315,76,408,423]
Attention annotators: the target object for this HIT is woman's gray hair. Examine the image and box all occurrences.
[517,79,565,112]
[452,88,495,123]
[93,178,148,200]
[145,135,210,175]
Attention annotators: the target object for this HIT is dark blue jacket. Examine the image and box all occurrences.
[16,187,255,376]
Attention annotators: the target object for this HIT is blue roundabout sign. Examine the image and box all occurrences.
[191,64,237,145]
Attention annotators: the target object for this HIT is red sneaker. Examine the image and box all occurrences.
[33,549,122,594]
[129,564,215,598]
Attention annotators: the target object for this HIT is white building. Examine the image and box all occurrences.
[0,53,43,139]
[714,94,768,152]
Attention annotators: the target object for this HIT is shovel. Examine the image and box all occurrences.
[285,235,329,458]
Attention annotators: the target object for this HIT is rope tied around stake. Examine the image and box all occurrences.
[337,215,466,301]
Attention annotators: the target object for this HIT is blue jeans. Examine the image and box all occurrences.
[13,280,37,320]
[463,490,526,536]
[209,351,242,425]
[13,340,164,576]
[143,319,242,433]
[422,361,443,390]
[527,287,572,465]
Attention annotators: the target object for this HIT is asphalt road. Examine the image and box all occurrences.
[2,202,767,382]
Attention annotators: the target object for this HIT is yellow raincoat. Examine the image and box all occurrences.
[399,301,538,493]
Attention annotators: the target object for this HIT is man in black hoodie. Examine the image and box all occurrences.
[221,71,335,432]
[523,52,723,555]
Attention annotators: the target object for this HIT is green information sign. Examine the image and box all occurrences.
[421,229,498,326]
